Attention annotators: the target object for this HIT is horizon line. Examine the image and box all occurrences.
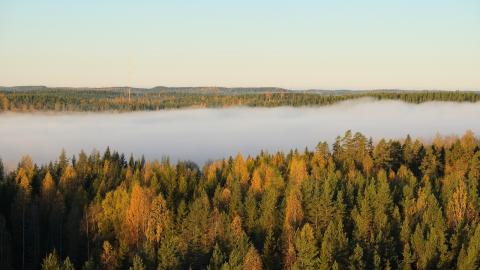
[1,85,479,92]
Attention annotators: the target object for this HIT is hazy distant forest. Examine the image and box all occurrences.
[0,87,479,112]
[1,131,480,269]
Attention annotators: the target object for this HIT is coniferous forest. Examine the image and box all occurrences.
[0,87,479,112]
[1,131,480,269]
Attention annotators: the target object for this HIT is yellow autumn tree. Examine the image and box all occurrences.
[362,154,374,177]
[13,167,32,270]
[41,172,56,201]
[243,246,263,270]
[59,165,78,194]
[124,185,151,248]
[263,164,284,190]
[284,188,304,229]
[283,187,304,270]
[0,94,9,111]
[204,161,222,188]
[288,156,308,186]
[96,188,129,240]
[447,180,468,228]
[101,240,119,270]
[461,130,477,153]
[18,155,34,179]
[230,215,243,238]
[233,153,249,187]
[40,172,56,221]
[221,187,232,204]
[249,168,263,195]
[143,161,152,184]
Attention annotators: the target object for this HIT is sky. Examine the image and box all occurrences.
[0,0,479,90]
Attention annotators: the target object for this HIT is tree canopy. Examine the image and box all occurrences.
[0,88,479,112]
[0,131,479,269]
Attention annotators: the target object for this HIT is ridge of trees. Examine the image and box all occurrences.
[0,89,479,112]
[0,131,480,269]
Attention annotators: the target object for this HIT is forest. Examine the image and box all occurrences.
[0,87,479,112]
[1,131,480,269]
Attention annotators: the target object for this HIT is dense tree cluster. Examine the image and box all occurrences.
[1,131,480,269]
[0,88,479,112]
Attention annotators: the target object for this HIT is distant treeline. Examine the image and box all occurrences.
[0,87,479,112]
[1,131,480,269]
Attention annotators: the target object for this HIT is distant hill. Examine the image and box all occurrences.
[2,86,477,95]
[0,86,48,92]
[0,86,291,95]
[147,86,291,95]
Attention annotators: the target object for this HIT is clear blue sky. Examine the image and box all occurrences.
[1,0,479,90]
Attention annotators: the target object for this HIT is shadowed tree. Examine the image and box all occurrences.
[292,223,319,270]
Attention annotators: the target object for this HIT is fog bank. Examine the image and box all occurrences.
[1,99,479,168]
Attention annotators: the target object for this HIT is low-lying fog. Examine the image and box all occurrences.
[1,99,479,168]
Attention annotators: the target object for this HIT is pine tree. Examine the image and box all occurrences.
[208,243,225,270]
[457,223,480,270]
[233,153,249,188]
[12,167,32,270]
[129,255,145,270]
[349,244,365,270]
[243,246,263,270]
[244,193,258,235]
[41,250,61,270]
[292,224,319,270]
[319,219,348,269]
[0,215,13,270]
[63,257,74,270]
[225,215,250,270]
[101,241,118,270]
[145,194,172,247]
[157,229,180,270]
[0,158,4,182]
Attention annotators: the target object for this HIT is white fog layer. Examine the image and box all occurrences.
[1,99,479,168]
